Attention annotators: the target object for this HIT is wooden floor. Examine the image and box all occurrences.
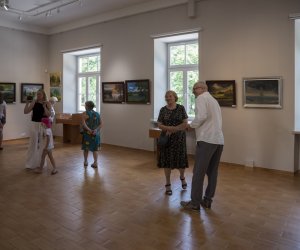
[0,139,300,250]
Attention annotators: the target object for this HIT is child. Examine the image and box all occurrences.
[35,117,57,175]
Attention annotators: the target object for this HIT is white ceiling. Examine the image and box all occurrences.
[0,0,190,34]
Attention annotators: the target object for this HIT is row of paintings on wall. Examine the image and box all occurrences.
[207,77,282,108]
[0,83,44,103]
[103,79,150,104]
[0,82,62,103]
[0,77,282,108]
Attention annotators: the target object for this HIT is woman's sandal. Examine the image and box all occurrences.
[91,163,98,168]
[51,169,58,175]
[180,177,187,190]
[165,184,172,195]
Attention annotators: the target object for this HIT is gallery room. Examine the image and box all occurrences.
[0,0,300,249]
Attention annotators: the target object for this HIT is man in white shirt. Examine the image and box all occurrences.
[181,81,224,211]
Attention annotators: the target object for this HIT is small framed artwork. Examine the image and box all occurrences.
[102,82,125,103]
[50,72,61,87]
[50,87,62,102]
[125,79,150,104]
[243,77,282,108]
[21,83,44,103]
[0,82,16,103]
[206,80,236,107]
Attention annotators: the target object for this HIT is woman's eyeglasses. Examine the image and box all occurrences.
[193,86,203,90]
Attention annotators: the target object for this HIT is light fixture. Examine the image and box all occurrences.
[0,0,9,10]
[0,0,79,18]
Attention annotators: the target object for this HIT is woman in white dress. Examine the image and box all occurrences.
[24,89,51,169]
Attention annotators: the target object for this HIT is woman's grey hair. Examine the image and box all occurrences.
[165,90,178,102]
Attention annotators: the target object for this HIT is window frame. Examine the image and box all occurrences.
[76,52,101,112]
[167,40,199,117]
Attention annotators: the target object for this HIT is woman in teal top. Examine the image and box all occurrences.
[81,101,102,168]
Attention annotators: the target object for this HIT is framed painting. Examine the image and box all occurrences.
[0,82,16,103]
[206,80,236,107]
[243,77,282,108]
[50,72,61,87]
[102,82,125,103]
[125,79,150,104]
[21,83,44,103]
[50,87,62,102]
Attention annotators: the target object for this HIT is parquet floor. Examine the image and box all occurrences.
[0,139,300,250]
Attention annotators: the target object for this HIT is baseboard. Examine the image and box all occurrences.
[221,161,296,176]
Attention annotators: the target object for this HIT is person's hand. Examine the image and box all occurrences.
[168,126,177,133]
[186,124,194,131]
[43,101,50,109]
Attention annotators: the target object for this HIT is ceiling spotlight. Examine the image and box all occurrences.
[0,0,9,10]
[18,15,22,21]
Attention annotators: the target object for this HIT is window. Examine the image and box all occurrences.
[168,40,199,116]
[77,53,101,112]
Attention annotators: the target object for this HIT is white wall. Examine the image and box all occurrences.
[1,0,299,172]
[0,27,48,140]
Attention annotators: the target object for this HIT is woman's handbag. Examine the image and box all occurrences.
[157,131,169,146]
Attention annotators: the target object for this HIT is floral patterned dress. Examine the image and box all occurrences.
[81,110,101,152]
[157,104,188,169]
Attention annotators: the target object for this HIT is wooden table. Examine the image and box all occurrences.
[56,113,82,144]
[149,128,162,160]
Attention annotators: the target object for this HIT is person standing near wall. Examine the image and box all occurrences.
[181,81,224,211]
[157,90,189,195]
[81,101,102,168]
[24,89,51,170]
[0,92,7,150]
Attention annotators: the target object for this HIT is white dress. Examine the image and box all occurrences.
[25,122,45,169]
[43,127,54,150]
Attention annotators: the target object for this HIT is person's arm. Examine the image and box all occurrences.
[3,104,6,119]
[157,122,173,132]
[157,108,173,133]
[43,102,51,117]
[189,96,207,129]
[174,119,188,131]
[24,100,36,114]
[81,112,92,133]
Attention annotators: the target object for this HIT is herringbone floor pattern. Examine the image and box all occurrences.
[0,139,300,250]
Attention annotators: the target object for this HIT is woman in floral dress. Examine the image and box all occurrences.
[81,101,102,168]
[157,90,189,195]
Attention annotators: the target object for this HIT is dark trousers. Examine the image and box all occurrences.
[191,141,223,206]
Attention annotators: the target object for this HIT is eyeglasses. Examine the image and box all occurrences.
[193,86,203,90]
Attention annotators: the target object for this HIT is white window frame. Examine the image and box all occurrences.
[77,53,101,112]
[167,40,199,116]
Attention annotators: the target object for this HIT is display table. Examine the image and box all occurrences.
[149,128,162,160]
[56,113,82,144]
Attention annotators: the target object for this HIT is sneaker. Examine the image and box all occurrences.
[180,201,200,211]
[200,197,212,209]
